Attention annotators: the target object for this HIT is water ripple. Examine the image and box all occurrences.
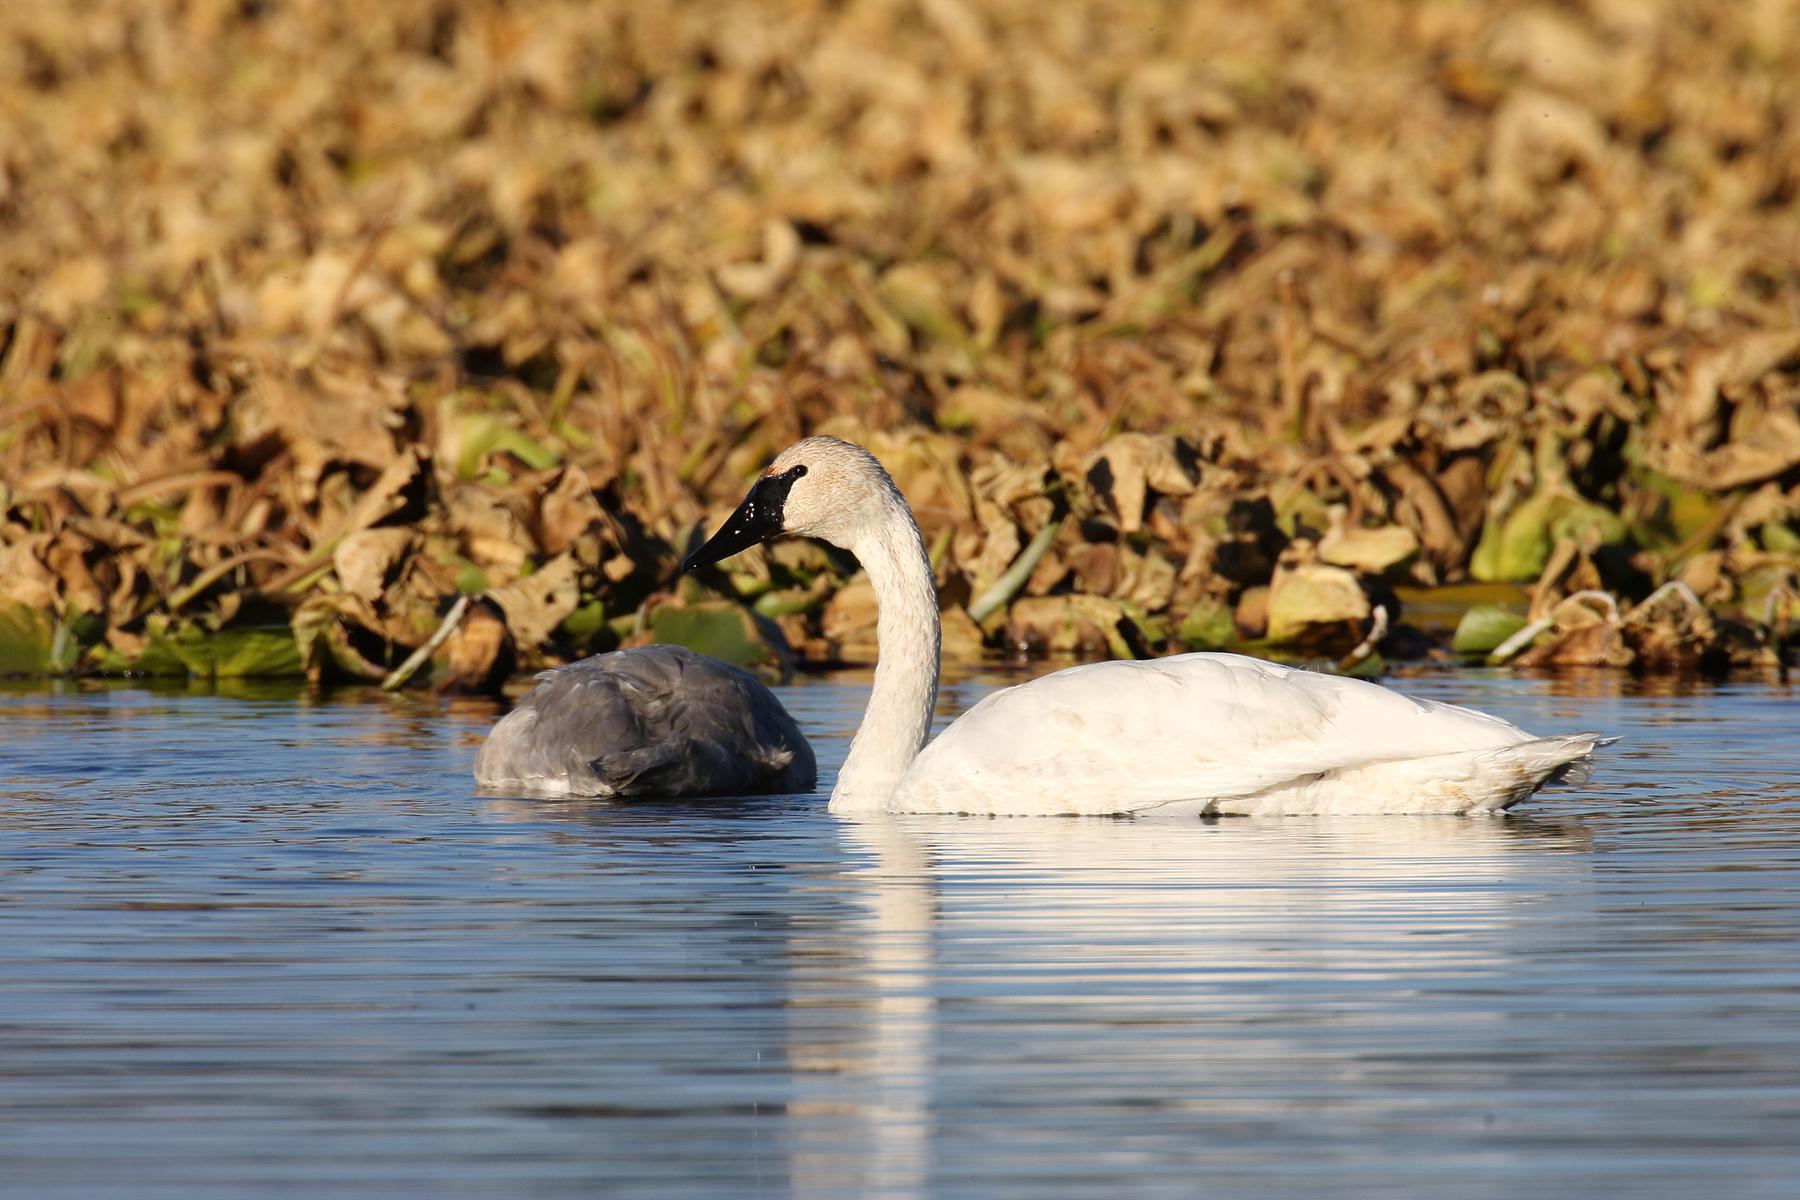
[0,671,1796,1198]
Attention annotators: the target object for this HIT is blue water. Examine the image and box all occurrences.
[1,666,1797,1198]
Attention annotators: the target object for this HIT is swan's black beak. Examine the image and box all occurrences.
[680,465,807,573]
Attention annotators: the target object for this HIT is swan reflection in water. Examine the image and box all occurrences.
[781,813,1592,1199]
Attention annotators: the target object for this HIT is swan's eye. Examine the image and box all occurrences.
[787,464,807,480]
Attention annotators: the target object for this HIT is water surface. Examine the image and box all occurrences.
[2,666,1797,1198]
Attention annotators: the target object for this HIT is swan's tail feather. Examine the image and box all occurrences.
[1488,732,1616,805]
[1544,732,1617,787]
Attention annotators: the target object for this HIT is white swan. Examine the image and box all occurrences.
[682,436,1609,816]
[473,643,815,797]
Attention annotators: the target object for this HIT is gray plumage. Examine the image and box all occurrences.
[473,644,816,798]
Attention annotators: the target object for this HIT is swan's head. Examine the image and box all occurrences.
[681,436,901,571]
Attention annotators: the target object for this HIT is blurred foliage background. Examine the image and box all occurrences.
[1,0,1797,684]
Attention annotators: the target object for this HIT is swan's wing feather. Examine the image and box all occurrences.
[475,644,816,796]
[901,653,1528,814]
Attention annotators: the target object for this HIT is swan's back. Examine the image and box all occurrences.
[893,653,1602,816]
[474,644,816,798]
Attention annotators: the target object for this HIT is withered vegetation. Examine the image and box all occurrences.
[2,0,1797,685]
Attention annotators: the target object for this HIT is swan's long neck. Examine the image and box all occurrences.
[830,493,940,813]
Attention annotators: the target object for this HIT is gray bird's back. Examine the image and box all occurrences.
[474,644,816,798]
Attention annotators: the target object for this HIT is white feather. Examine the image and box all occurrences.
[891,655,1606,816]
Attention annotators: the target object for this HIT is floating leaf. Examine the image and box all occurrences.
[146,622,303,679]
[1451,605,1529,656]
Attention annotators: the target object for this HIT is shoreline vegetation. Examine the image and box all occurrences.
[2,0,1797,687]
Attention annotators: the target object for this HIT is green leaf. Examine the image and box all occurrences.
[649,601,789,680]
[454,562,491,594]
[557,598,609,649]
[1451,605,1529,656]
[1472,490,1627,582]
[1471,488,1558,582]
[752,586,825,618]
[1334,650,1386,679]
[0,604,55,675]
[145,621,304,678]
[1759,520,1800,555]
[1177,598,1235,651]
[455,414,561,480]
[1118,600,1168,646]
[0,606,103,676]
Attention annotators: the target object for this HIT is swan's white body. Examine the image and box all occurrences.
[891,654,1601,816]
[686,436,1608,817]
